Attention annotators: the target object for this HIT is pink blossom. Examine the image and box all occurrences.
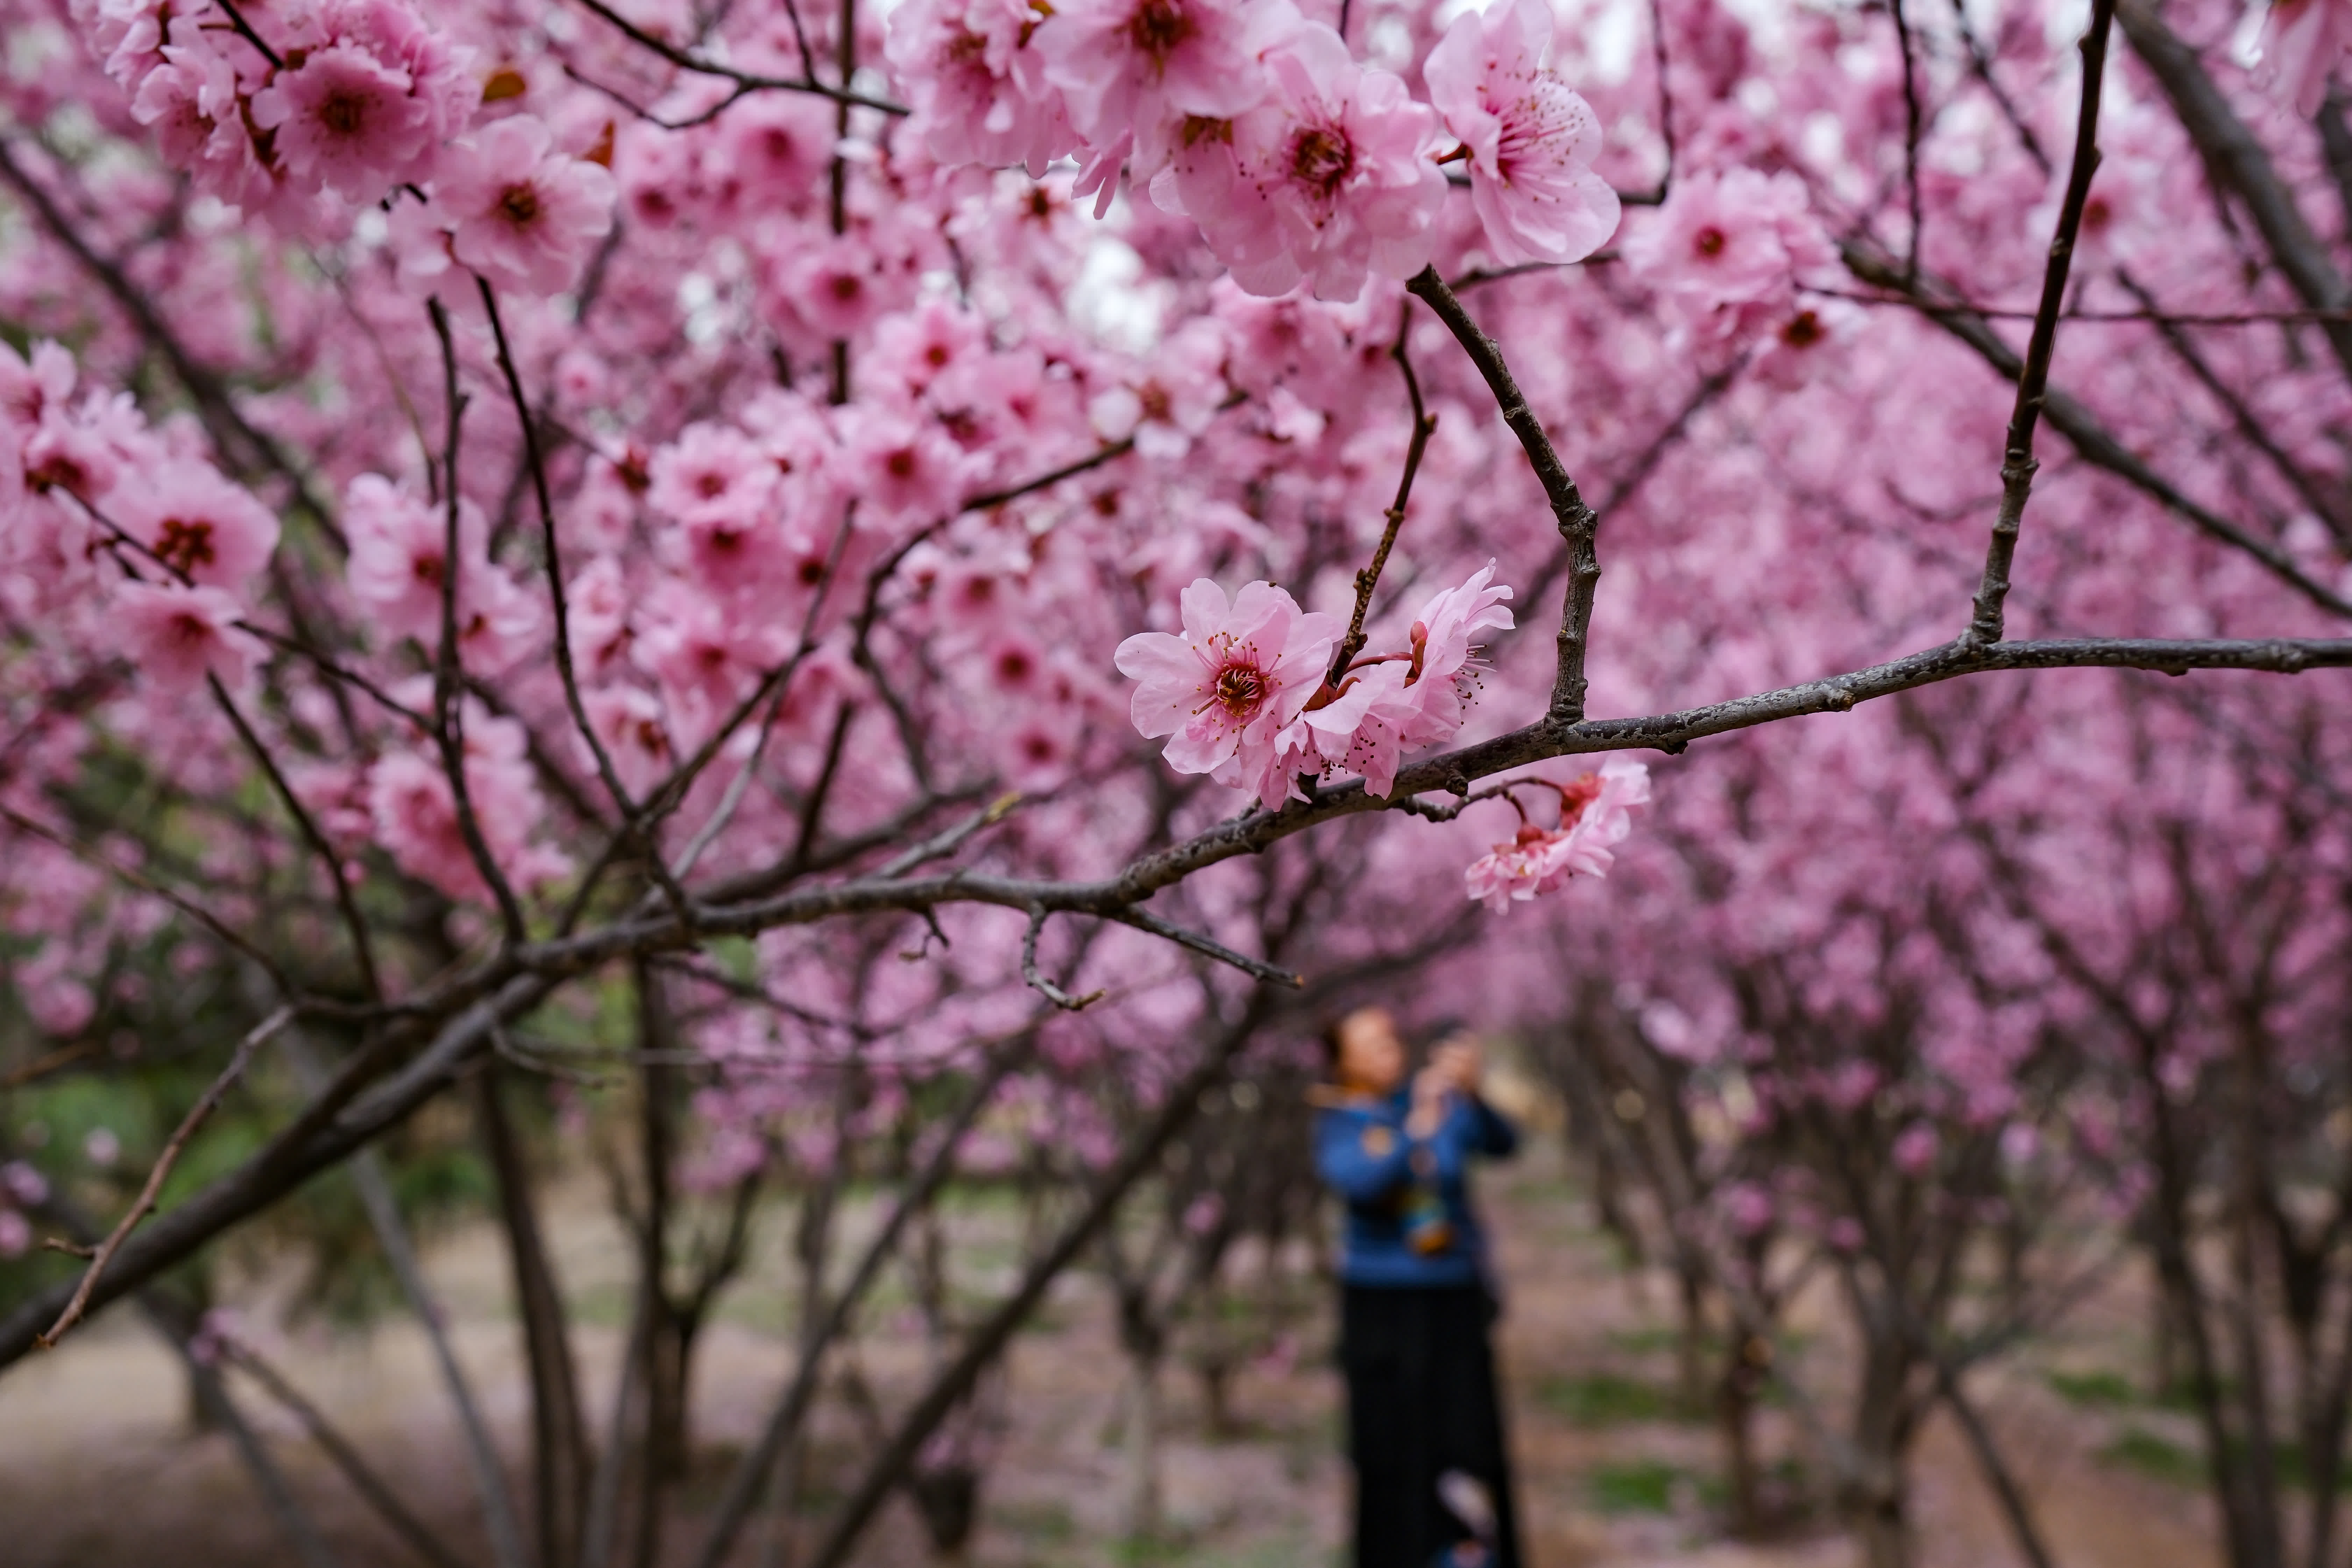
[130,30,272,209]
[1892,1123,1939,1176]
[842,405,979,526]
[2,1161,49,1206]
[1462,757,1651,911]
[1306,561,1514,797]
[368,712,565,902]
[582,684,675,796]
[1622,168,1835,349]
[435,116,617,297]
[0,1210,27,1260]
[1087,319,1231,459]
[1175,26,1446,301]
[1037,0,1286,159]
[345,474,467,644]
[250,42,436,199]
[2260,0,2352,115]
[110,460,280,589]
[118,580,266,694]
[887,0,1078,176]
[649,424,781,527]
[1114,577,1340,807]
[1424,0,1619,266]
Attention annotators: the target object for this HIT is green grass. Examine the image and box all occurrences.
[2101,1428,2204,1487]
[1536,1370,1690,1426]
[2048,1369,2140,1408]
[1588,1459,1701,1515]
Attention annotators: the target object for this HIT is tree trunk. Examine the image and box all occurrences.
[1119,1350,1163,1546]
[476,1071,588,1568]
[1717,1334,1765,1538]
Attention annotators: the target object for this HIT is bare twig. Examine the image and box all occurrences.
[567,0,907,113]
[1021,906,1104,1010]
[1405,266,1603,721]
[426,299,531,943]
[1332,304,1438,683]
[38,1006,294,1348]
[1964,0,2115,646]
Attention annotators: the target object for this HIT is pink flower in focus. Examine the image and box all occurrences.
[1463,756,1651,911]
[118,580,266,694]
[435,116,616,297]
[1180,26,1446,301]
[1424,0,1619,266]
[111,460,280,589]
[1115,577,1340,807]
[250,42,434,199]
[1309,561,1513,797]
[887,0,1078,176]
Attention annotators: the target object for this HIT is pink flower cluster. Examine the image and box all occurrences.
[1114,561,1517,809]
[1622,168,1835,353]
[94,0,611,296]
[885,0,1617,298]
[2,339,276,696]
[1463,756,1652,912]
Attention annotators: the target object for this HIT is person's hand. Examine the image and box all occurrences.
[1405,1064,1450,1139]
[1431,1038,1485,1099]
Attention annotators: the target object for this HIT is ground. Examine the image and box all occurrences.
[0,1135,2219,1567]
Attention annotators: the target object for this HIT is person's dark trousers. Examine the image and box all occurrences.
[1341,1282,1523,1568]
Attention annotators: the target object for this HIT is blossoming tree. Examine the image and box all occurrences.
[4,0,2352,1558]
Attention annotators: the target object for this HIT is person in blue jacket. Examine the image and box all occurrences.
[1315,1005,1523,1568]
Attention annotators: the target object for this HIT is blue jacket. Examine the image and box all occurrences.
[1316,1086,1518,1288]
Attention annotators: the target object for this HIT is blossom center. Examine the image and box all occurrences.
[1213,662,1265,717]
[1694,226,1727,258]
[1127,0,1195,61]
[318,90,368,138]
[155,517,218,575]
[1290,127,1355,196]
[1780,310,1823,348]
[499,183,542,226]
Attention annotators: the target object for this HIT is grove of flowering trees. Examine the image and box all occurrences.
[2,0,2351,1558]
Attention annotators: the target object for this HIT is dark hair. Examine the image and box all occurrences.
[1319,1018,1348,1068]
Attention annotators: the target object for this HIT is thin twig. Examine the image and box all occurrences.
[1331,303,1438,683]
[568,0,907,113]
[1106,906,1305,989]
[1892,0,1927,284]
[426,299,531,943]
[1406,266,1603,721]
[1966,0,2118,646]
[38,1006,294,1348]
[1021,906,1104,1010]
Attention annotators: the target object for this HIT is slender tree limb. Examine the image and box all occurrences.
[1965,0,2115,646]
[567,0,904,112]
[1332,306,1438,683]
[37,1005,294,1348]
[1405,265,1603,720]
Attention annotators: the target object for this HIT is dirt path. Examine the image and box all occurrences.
[0,1140,2218,1567]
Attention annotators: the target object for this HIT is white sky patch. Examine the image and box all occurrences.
[1068,234,1168,355]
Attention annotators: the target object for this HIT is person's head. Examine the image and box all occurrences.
[1324,1005,1407,1094]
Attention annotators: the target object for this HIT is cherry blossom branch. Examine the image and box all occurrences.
[1332,305,1437,684]
[0,137,344,550]
[2117,268,2352,552]
[568,0,908,113]
[1106,906,1305,989]
[36,1005,295,1349]
[427,299,532,944]
[1947,0,2052,174]
[1842,245,2352,620]
[1021,906,1105,1010]
[479,279,642,820]
[0,796,306,1000]
[1405,265,1602,721]
[1964,0,2114,647]
[1891,0,1927,284]
[1638,0,1677,205]
[2116,0,2352,385]
[209,677,385,1001]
